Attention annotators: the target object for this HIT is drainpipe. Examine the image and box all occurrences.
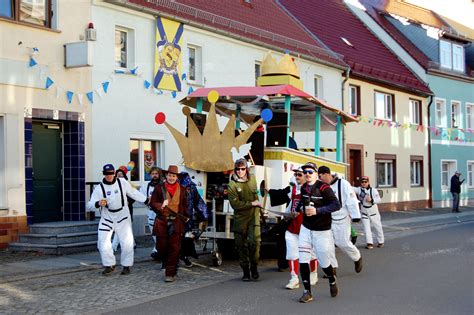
[341,67,350,174]
[427,95,433,208]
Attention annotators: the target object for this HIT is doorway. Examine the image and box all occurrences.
[32,121,63,222]
[347,144,364,186]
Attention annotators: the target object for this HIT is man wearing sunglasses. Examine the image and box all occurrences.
[317,166,362,275]
[296,162,341,303]
[228,158,262,281]
[353,176,384,249]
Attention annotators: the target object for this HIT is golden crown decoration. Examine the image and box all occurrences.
[261,51,300,78]
[155,91,263,172]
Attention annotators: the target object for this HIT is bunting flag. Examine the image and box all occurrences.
[29,57,37,67]
[45,77,54,89]
[96,88,104,99]
[86,92,94,104]
[77,94,84,106]
[171,91,177,98]
[144,80,151,89]
[181,73,187,81]
[130,67,138,75]
[56,86,62,98]
[187,86,194,95]
[66,91,74,104]
[102,81,109,93]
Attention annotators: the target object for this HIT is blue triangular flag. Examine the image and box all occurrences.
[102,81,109,93]
[45,77,54,89]
[171,91,177,98]
[144,80,151,89]
[66,91,74,104]
[114,69,125,74]
[29,57,37,67]
[181,73,186,80]
[157,89,163,95]
[130,67,138,75]
[187,86,194,95]
[32,47,39,53]
[86,92,94,104]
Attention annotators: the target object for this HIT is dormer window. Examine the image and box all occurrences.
[440,40,464,72]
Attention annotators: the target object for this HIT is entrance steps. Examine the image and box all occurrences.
[9,221,98,255]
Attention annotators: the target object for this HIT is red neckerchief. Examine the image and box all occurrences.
[165,181,179,197]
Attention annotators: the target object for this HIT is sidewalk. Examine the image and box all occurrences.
[0,205,473,282]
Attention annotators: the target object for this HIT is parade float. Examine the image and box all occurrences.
[155,52,358,265]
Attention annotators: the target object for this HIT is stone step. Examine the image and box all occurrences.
[19,231,97,245]
[29,221,99,234]
[9,241,98,255]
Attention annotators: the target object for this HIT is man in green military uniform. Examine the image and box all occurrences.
[228,158,262,281]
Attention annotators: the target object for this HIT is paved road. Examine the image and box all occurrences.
[108,223,474,315]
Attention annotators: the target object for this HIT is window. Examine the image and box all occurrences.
[468,161,474,188]
[374,92,394,121]
[441,160,456,190]
[440,40,465,72]
[187,45,202,85]
[129,139,163,183]
[409,99,422,125]
[349,85,360,116]
[410,156,423,186]
[314,75,322,98]
[115,28,128,69]
[0,116,5,208]
[254,62,261,85]
[467,104,474,130]
[451,101,460,128]
[1,0,52,28]
[375,154,396,187]
[435,99,447,127]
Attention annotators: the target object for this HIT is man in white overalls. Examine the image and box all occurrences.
[87,164,148,276]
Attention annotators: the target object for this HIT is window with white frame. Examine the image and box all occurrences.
[441,160,456,190]
[115,26,134,69]
[187,45,202,84]
[466,103,473,130]
[0,0,57,28]
[435,99,447,127]
[314,75,322,98]
[376,154,396,187]
[0,116,5,208]
[255,62,261,85]
[375,92,394,121]
[440,40,465,72]
[467,161,474,188]
[409,99,422,125]
[129,139,163,184]
[349,85,360,116]
[451,101,461,128]
[410,156,423,186]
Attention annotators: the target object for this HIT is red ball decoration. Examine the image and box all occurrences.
[155,112,166,124]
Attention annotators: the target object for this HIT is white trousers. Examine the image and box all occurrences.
[98,211,134,267]
[286,230,317,261]
[361,210,384,245]
[329,216,361,268]
[147,210,157,253]
[298,225,334,268]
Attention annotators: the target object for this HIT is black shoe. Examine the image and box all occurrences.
[351,235,357,245]
[121,266,130,275]
[180,256,193,267]
[102,266,115,276]
[299,291,313,303]
[323,267,337,279]
[377,243,384,248]
[250,264,259,280]
[150,251,160,261]
[330,280,338,297]
[355,257,363,273]
[242,266,251,281]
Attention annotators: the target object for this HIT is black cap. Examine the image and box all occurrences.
[302,162,317,171]
[102,164,115,175]
[318,165,331,174]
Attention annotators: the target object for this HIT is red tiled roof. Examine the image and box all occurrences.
[125,0,345,67]
[279,0,431,95]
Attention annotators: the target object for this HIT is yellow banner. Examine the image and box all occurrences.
[154,17,183,91]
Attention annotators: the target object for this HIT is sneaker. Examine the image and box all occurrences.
[102,266,115,276]
[121,266,131,275]
[365,244,374,249]
[180,256,193,267]
[299,291,313,303]
[354,257,363,273]
[285,276,300,290]
[377,243,384,248]
[329,280,339,297]
[164,276,176,282]
[310,271,318,285]
[250,264,259,280]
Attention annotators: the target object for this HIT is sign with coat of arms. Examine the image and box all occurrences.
[154,17,183,91]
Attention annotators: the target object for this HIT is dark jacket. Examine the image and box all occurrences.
[150,182,188,219]
[450,175,464,194]
[179,172,209,232]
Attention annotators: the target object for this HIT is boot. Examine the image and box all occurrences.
[250,263,259,280]
[241,265,251,282]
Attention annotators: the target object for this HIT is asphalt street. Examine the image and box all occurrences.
[108,222,474,315]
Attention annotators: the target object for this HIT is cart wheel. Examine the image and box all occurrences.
[212,251,222,266]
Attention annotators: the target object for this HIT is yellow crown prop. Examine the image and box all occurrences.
[261,51,300,78]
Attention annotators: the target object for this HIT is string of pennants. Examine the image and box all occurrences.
[357,115,474,143]
[27,48,195,106]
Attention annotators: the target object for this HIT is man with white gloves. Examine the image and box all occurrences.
[318,166,362,275]
[87,164,148,276]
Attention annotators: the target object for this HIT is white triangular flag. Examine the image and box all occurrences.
[77,93,83,106]
[56,86,62,98]
[39,67,47,81]
[96,88,104,99]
